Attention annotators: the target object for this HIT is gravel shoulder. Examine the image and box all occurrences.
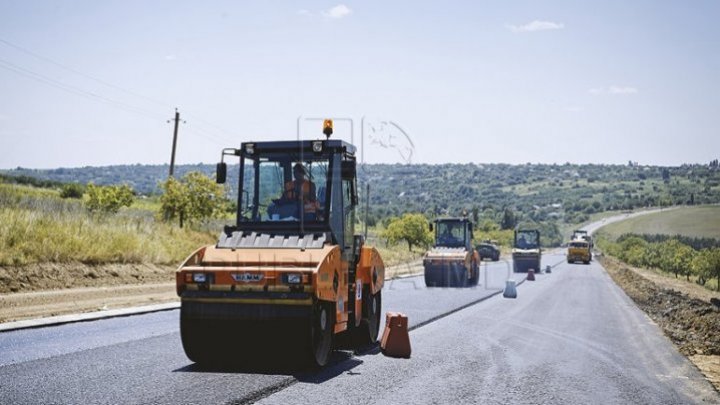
[0,262,179,323]
[600,255,720,392]
[0,260,423,324]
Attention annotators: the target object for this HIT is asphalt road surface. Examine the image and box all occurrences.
[1,252,718,404]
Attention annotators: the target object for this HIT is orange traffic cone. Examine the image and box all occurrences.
[380,312,411,358]
[527,269,536,281]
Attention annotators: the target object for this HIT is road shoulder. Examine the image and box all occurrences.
[600,256,720,393]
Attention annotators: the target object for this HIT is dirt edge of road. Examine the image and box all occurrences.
[0,262,178,294]
[0,261,423,324]
[600,255,720,392]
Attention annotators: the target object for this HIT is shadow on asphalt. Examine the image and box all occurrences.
[173,357,302,376]
[172,342,382,380]
[296,342,383,384]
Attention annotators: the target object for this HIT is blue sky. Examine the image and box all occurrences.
[0,1,718,168]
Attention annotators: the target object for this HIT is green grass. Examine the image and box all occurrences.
[0,184,216,266]
[0,183,429,268]
[0,183,424,268]
[560,207,661,240]
[599,205,720,240]
[130,195,162,211]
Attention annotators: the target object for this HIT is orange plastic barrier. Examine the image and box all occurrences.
[380,312,411,358]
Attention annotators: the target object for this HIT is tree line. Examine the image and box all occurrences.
[601,235,720,290]
[616,233,720,251]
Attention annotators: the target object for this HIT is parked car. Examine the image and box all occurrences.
[476,241,500,261]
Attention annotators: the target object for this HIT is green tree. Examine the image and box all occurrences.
[661,168,670,182]
[479,219,500,232]
[159,177,188,226]
[692,250,711,286]
[672,244,696,281]
[618,236,648,266]
[60,183,85,199]
[693,248,720,290]
[84,183,134,213]
[709,248,720,291]
[500,208,516,230]
[159,172,226,228]
[643,242,664,269]
[382,213,432,251]
[656,239,694,279]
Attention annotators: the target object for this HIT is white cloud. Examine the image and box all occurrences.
[164,55,177,61]
[564,106,583,112]
[589,86,639,95]
[507,20,564,33]
[322,4,352,19]
[297,9,312,16]
[609,86,638,95]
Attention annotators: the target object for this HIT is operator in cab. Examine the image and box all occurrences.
[269,163,320,221]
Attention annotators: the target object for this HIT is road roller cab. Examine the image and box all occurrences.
[176,122,385,367]
[512,228,541,273]
[423,218,480,287]
[572,229,594,251]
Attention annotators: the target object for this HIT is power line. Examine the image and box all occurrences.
[0,54,234,146]
[185,125,236,145]
[0,58,166,121]
[182,111,238,139]
[0,37,240,142]
[0,37,169,108]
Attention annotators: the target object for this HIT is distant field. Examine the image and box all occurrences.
[560,210,628,240]
[599,205,720,240]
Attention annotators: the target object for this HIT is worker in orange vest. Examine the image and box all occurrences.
[271,163,319,220]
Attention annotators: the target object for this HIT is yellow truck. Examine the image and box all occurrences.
[567,240,591,264]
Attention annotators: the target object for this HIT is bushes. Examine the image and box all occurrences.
[84,184,134,213]
[60,183,84,199]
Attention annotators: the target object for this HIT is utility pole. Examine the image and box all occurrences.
[167,108,185,177]
[364,182,370,239]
